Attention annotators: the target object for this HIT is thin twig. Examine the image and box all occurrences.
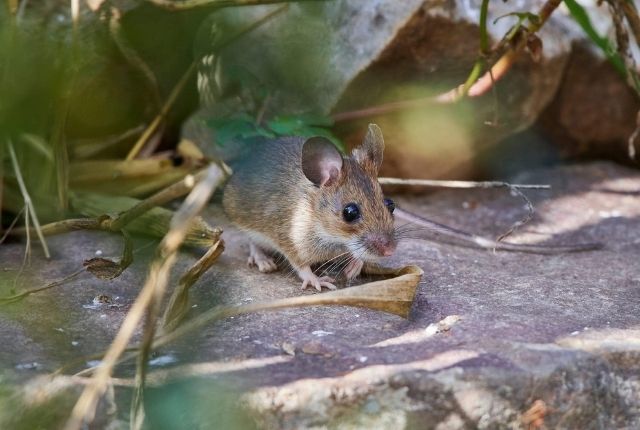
[495,186,535,242]
[0,206,25,245]
[0,269,85,304]
[10,218,108,237]
[380,177,547,243]
[8,141,50,258]
[378,177,550,190]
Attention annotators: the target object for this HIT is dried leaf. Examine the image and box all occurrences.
[160,240,225,333]
[83,231,133,280]
[152,265,424,352]
[84,258,124,280]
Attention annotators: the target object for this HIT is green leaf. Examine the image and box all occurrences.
[563,0,626,76]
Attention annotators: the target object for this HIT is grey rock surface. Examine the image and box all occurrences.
[1,161,639,428]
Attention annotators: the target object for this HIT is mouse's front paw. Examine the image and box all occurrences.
[297,266,336,291]
[343,258,364,280]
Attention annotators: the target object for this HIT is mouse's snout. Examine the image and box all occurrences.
[366,233,397,257]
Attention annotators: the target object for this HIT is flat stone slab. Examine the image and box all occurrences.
[1,161,639,429]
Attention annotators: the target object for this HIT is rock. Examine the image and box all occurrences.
[537,43,640,163]
[194,1,640,178]
[1,161,639,428]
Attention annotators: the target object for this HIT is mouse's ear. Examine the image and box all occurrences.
[352,123,384,175]
[302,136,343,187]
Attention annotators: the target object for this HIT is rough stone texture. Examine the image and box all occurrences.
[1,161,640,428]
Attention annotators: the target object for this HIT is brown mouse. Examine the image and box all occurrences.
[223,123,397,291]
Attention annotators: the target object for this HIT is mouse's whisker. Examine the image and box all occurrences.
[315,251,351,274]
[321,253,353,277]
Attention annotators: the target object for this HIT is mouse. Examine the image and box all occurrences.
[223,123,397,291]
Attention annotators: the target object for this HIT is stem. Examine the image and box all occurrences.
[8,141,51,259]
[479,0,490,55]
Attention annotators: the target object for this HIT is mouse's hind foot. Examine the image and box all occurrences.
[248,243,278,273]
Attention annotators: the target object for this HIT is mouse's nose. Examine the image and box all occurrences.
[368,234,397,257]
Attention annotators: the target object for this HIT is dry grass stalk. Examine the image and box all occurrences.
[126,61,197,161]
[7,140,50,259]
[0,268,85,304]
[160,239,225,334]
[63,164,227,430]
[69,155,205,197]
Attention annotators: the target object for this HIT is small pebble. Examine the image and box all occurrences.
[15,362,39,370]
[312,330,334,337]
[149,355,178,367]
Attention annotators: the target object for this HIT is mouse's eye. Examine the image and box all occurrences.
[384,198,395,214]
[342,203,361,223]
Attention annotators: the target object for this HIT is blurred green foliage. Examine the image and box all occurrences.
[208,112,343,150]
[144,378,255,430]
